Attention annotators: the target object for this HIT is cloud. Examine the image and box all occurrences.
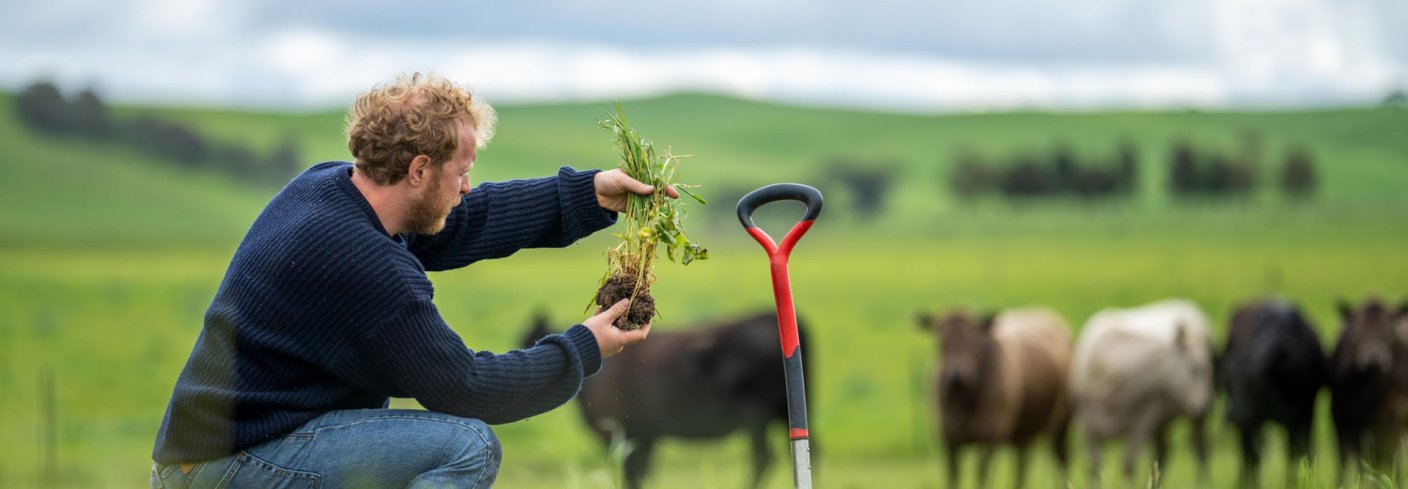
[1,0,1403,111]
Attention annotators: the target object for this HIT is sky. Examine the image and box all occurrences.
[3,0,1405,112]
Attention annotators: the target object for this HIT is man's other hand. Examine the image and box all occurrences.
[594,169,680,213]
[583,299,650,357]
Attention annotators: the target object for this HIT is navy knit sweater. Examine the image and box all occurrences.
[153,161,616,464]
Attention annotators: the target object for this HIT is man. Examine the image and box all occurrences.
[152,72,670,488]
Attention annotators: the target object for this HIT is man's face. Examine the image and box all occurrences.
[404,120,476,234]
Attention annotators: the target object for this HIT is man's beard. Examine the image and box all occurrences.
[403,185,453,235]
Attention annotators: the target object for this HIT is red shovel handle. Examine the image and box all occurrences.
[736,183,823,357]
[738,184,822,488]
[737,183,821,413]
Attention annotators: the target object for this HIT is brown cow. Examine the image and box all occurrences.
[1330,297,1408,483]
[916,307,1073,489]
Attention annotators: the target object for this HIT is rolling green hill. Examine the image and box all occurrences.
[5,91,1407,247]
[1,92,1406,487]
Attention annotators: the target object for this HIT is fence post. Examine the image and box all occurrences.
[40,366,57,488]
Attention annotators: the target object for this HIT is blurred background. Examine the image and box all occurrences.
[2,0,1406,487]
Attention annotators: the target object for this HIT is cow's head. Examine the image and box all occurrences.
[917,309,997,402]
[1338,297,1396,374]
[1394,300,1408,349]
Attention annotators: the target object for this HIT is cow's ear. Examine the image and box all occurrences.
[915,311,935,332]
[1337,299,1354,323]
[979,311,998,332]
[1396,300,1408,318]
[1174,322,1188,351]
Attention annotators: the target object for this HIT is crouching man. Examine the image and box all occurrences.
[152,72,666,488]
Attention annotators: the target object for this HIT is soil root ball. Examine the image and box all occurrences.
[595,274,656,330]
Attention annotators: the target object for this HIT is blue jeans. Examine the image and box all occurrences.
[151,409,501,488]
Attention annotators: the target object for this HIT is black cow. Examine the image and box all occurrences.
[1329,297,1408,483]
[1219,299,1326,487]
[522,311,813,489]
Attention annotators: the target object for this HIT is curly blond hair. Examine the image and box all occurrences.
[346,72,497,184]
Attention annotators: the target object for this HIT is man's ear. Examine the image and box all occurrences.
[407,155,433,185]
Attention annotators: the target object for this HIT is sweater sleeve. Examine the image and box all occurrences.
[407,167,618,271]
[353,298,603,424]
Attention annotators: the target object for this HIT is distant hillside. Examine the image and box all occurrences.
[0,94,276,247]
[2,91,1406,247]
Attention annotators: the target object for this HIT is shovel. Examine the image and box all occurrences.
[736,183,823,489]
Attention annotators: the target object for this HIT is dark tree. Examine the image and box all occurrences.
[1051,143,1078,191]
[1169,138,1199,196]
[1384,88,1407,108]
[264,137,304,184]
[1073,166,1119,198]
[16,81,72,134]
[999,153,1059,197]
[1281,145,1317,199]
[1115,139,1139,193]
[70,88,114,138]
[821,158,898,220]
[214,143,259,175]
[124,115,209,166]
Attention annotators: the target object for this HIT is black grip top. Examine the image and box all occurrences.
[736,183,824,229]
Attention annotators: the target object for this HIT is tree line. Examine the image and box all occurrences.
[949,141,1139,199]
[791,134,1319,222]
[948,134,1318,201]
[13,80,302,186]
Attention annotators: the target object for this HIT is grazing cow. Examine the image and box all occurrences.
[522,311,810,489]
[1219,299,1326,487]
[1329,297,1408,482]
[1069,299,1213,487]
[916,307,1073,489]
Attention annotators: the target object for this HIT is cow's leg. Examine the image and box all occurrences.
[1122,427,1147,486]
[622,438,655,489]
[1189,413,1209,483]
[1283,422,1314,489]
[1238,424,1262,489]
[746,426,774,489]
[1085,429,1103,489]
[1013,445,1029,489]
[1152,426,1170,488]
[1336,433,1357,486]
[1051,413,1071,473]
[945,441,963,489]
[977,444,995,489]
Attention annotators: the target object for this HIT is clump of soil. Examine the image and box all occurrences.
[595,273,656,330]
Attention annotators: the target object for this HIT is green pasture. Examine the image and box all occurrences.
[0,91,1406,487]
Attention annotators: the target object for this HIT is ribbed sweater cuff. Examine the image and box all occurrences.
[561,324,603,377]
[557,167,617,234]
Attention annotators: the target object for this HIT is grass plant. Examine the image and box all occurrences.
[591,103,706,329]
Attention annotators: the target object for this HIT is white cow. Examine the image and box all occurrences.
[1069,299,1214,486]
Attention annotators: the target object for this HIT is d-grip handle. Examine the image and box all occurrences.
[736,183,824,230]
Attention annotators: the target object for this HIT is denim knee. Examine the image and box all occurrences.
[448,417,501,469]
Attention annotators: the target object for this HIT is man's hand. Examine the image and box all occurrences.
[594,169,680,213]
[583,299,650,357]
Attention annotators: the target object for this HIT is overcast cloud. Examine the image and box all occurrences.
[3,0,1404,111]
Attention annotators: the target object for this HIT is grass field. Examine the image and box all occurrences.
[0,92,1406,487]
